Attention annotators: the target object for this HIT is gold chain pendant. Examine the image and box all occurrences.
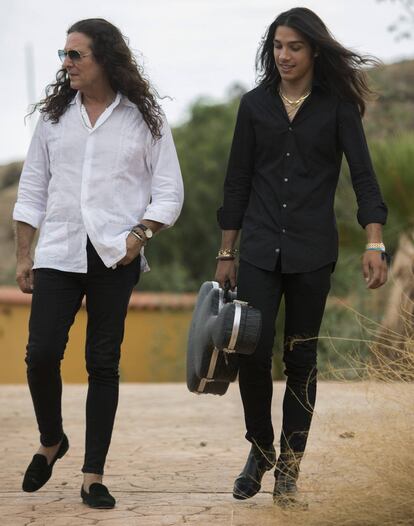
[279,89,311,107]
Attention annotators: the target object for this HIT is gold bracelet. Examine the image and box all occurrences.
[130,229,146,245]
[366,242,385,251]
[216,248,238,259]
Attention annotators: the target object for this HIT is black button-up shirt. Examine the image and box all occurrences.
[217,81,388,273]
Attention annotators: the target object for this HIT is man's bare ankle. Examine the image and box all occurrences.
[37,438,63,465]
[83,473,103,492]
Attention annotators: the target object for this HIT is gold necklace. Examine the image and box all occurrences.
[279,88,311,107]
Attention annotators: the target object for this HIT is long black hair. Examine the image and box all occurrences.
[256,7,380,115]
[30,18,163,139]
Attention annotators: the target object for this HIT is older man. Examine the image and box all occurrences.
[14,18,183,508]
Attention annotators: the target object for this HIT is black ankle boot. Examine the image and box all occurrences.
[22,433,69,492]
[273,471,298,501]
[233,442,276,500]
[273,456,304,508]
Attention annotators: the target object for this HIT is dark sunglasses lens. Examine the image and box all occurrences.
[58,49,82,62]
[68,50,82,60]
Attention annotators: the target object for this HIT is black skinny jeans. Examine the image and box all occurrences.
[237,258,332,471]
[25,239,140,474]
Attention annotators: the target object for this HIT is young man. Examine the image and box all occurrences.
[215,7,388,506]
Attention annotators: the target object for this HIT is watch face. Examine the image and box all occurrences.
[138,224,153,239]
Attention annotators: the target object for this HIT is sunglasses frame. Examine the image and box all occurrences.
[58,49,92,63]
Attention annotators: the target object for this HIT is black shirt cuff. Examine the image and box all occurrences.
[357,204,388,229]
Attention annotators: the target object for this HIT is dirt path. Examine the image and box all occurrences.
[0,382,412,525]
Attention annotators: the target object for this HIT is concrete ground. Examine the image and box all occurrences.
[0,381,409,526]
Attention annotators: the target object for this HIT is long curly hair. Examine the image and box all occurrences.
[256,7,380,116]
[31,18,163,139]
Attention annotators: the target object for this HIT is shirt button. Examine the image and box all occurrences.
[286,152,291,157]
[282,228,286,233]
[282,203,287,208]
[275,248,280,253]
[288,126,293,131]
[284,178,288,182]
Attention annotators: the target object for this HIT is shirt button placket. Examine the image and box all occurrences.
[281,149,291,255]
[81,136,94,211]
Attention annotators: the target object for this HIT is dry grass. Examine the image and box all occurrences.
[279,295,414,525]
[298,389,414,526]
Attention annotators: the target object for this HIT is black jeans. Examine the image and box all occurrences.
[25,239,140,474]
[237,258,332,469]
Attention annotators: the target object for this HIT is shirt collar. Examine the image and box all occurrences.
[69,91,132,108]
[119,94,136,108]
[273,76,323,92]
[69,91,81,105]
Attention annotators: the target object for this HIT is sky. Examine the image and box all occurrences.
[1,0,413,164]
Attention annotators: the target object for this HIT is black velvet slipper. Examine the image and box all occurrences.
[22,433,69,492]
[81,483,116,509]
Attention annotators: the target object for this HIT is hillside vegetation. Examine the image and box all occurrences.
[0,59,413,288]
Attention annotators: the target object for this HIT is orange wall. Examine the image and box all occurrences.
[0,301,192,383]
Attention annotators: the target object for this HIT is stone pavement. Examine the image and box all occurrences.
[0,382,409,526]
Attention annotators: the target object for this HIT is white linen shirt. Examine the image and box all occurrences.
[13,91,184,272]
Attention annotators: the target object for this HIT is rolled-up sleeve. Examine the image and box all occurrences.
[142,116,184,227]
[217,95,255,230]
[13,117,50,228]
[338,100,388,228]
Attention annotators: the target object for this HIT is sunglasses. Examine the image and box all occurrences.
[58,49,92,63]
